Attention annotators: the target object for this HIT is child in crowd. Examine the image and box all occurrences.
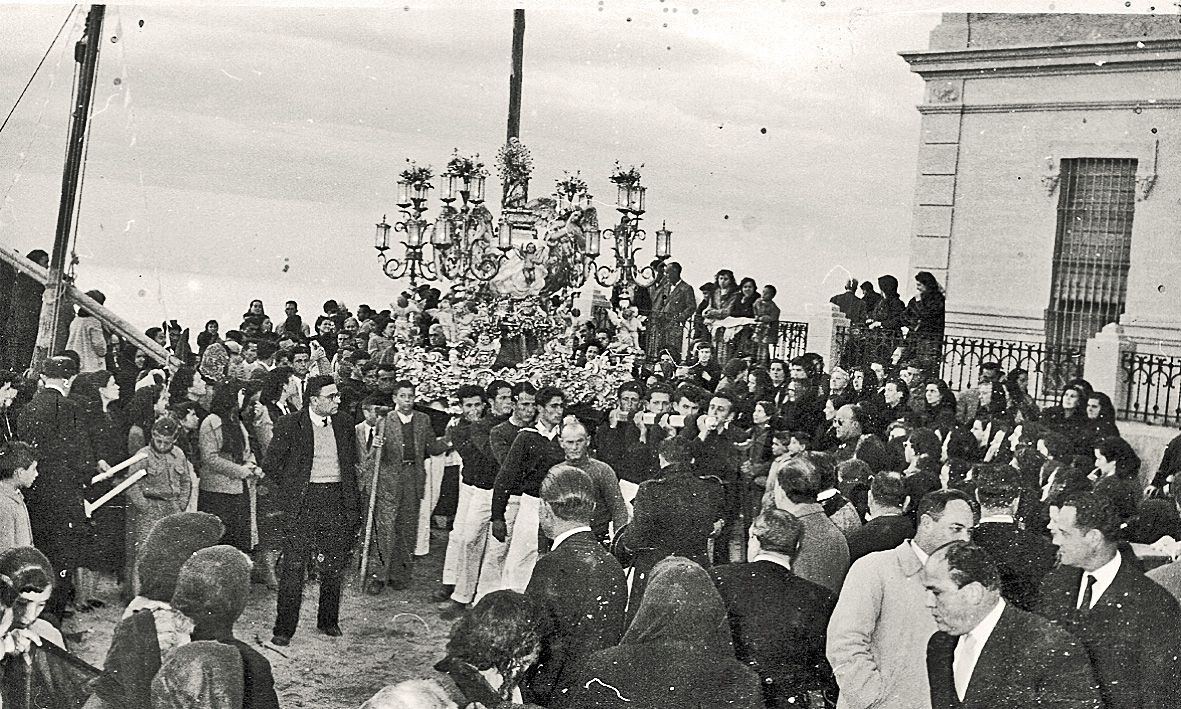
[0,442,36,551]
[608,303,645,351]
[125,417,195,598]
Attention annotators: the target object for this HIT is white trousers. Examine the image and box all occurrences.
[473,496,520,603]
[500,494,540,593]
[443,483,493,605]
[415,452,456,556]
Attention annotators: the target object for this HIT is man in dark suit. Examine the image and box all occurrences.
[1038,492,1181,709]
[969,463,1056,611]
[924,541,1100,708]
[264,375,361,645]
[712,508,838,708]
[683,392,748,564]
[846,471,914,563]
[524,464,627,706]
[615,436,723,621]
[16,355,93,625]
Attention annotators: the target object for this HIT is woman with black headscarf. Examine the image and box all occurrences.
[867,274,906,363]
[554,557,761,709]
[902,271,945,363]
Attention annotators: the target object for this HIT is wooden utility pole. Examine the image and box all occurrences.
[31,4,105,373]
[506,9,525,142]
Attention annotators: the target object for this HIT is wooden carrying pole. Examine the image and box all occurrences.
[0,245,178,369]
[31,5,106,374]
[358,416,385,586]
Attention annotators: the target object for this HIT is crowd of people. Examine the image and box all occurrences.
[0,258,1180,709]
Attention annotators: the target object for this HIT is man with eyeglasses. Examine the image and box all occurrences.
[265,375,361,646]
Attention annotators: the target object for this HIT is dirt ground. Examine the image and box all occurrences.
[68,528,462,708]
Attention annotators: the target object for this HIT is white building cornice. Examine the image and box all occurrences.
[900,38,1181,79]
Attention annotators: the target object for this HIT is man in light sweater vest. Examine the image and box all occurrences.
[265,375,361,646]
[362,380,450,593]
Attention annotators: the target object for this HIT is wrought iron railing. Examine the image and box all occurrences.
[1119,351,1181,426]
[665,319,809,366]
[940,336,1085,408]
[770,321,810,362]
[831,327,906,370]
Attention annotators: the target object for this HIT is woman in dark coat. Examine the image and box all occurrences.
[1041,383,1091,461]
[1,250,49,372]
[917,379,958,433]
[1082,392,1120,452]
[1092,435,1141,524]
[902,271,945,363]
[70,370,128,600]
[867,274,906,363]
[113,343,149,409]
[1003,368,1040,423]
[554,557,762,709]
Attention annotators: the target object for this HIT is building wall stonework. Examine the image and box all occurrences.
[902,13,1181,350]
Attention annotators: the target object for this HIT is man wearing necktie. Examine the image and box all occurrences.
[923,541,1099,708]
[1037,492,1181,709]
[265,375,361,646]
[362,380,449,593]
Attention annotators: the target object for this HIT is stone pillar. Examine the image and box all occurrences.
[1083,322,1129,404]
[804,305,851,372]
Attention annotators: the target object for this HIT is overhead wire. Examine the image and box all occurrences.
[0,7,79,226]
[0,6,78,137]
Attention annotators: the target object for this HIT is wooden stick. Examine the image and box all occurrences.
[84,469,147,518]
[358,417,385,586]
[91,451,148,484]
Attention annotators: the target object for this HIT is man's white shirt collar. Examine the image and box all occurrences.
[396,410,414,425]
[954,598,1006,698]
[552,526,591,549]
[309,410,330,427]
[978,513,1015,524]
[753,551,793,572]
[1079,551,1121,609]
[909,539,930,565]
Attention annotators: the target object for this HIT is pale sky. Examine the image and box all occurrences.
[0,1,1142,329]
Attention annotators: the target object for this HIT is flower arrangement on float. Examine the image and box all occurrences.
[394,342,637,409]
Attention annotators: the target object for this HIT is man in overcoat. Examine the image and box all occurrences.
[646,261,697,362]
[362,379,449,593]
[264,375,360,644]
[16,355,92,625]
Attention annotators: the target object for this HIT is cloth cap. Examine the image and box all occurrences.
[170,545,251,627]
[42,356,79,379]
[138,512,226,602]
[152,416,180,437]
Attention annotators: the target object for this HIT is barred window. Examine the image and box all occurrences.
[1045,158,1137,350]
